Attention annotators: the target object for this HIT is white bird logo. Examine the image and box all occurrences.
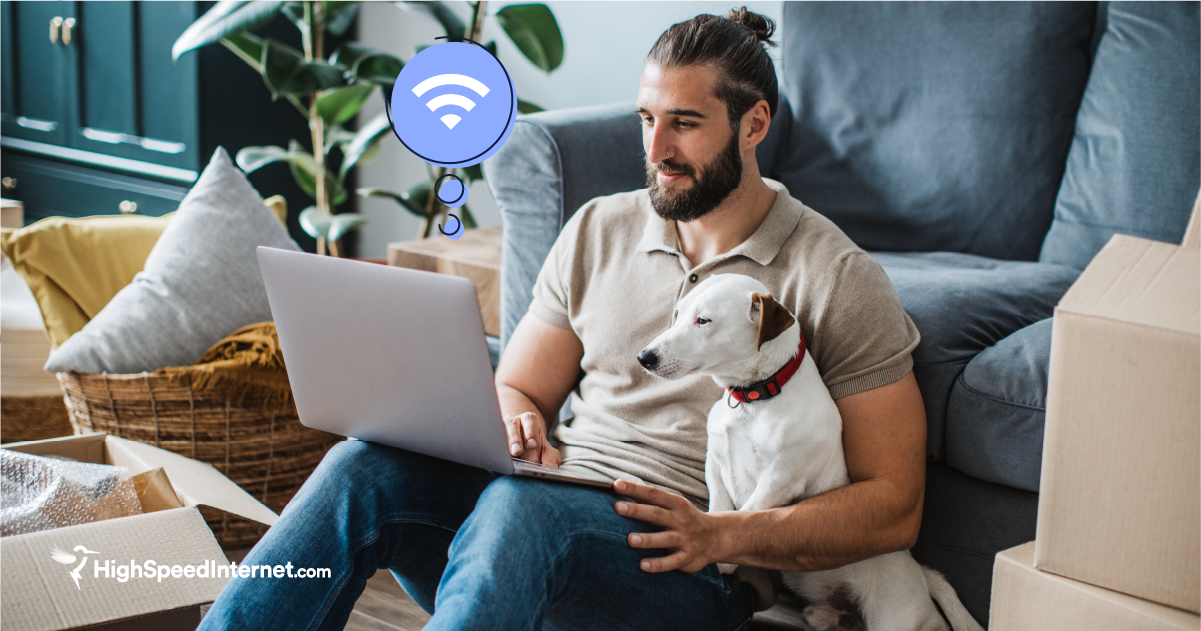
[50,546,100,590]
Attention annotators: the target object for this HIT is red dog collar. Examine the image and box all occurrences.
[727,335,807,403]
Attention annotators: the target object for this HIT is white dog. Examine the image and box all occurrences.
[637,274,982,631]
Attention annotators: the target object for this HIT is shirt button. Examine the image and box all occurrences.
[689,274,699,283]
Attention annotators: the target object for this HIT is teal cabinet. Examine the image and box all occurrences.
[0,1,345,250]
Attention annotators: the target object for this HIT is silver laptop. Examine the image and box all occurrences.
[257,246,610,489]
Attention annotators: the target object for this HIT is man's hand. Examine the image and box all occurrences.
[612,479,726,573]
[502,410,561,467]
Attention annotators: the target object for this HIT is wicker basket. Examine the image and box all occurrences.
[57,371,341,548]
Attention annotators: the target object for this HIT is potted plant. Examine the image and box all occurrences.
[172,1,564,254]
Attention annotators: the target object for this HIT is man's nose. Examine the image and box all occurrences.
[645,125,674,165]
[637,348,659,370]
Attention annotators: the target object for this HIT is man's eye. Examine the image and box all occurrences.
[676,120,696,128]
[696,317,711,326]
[641,117,654,126]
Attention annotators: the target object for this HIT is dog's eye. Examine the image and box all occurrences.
[696,317,711,326]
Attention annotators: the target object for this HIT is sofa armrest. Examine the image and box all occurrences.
[484,103,646,348]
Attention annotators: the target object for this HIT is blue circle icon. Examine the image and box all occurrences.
[390,41,516,168]
[439,214,465,239]
[436,174,469,209]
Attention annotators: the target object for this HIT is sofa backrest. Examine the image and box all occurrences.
[1039,1,1201,270]
[773,2,1096,261]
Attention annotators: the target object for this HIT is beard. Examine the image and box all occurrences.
[646,131,744,222]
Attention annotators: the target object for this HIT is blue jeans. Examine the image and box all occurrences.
[198,440,755,631]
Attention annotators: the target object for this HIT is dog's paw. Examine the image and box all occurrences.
[717,563,739,575]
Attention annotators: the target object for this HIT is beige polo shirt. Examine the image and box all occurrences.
[529,179,920,506]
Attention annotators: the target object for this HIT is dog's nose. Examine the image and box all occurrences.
[637,349,659,370]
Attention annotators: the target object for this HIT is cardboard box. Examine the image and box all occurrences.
[1035,205,1201,611]
[1,433,279,630]
[388,225,501,336]
[991,543,1200,631]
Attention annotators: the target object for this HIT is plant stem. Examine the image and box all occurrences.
[421,166,447,239]
[305,1,334,255]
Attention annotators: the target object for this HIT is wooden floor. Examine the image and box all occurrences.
[216,550,808,631]
[345,570,432,631]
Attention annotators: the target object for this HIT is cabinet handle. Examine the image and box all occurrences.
[1,177,17,191]
[49,16,62,44]
[62,17,75,45]
[119,200,138,215]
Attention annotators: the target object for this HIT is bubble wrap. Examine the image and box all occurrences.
[1,449,143,537]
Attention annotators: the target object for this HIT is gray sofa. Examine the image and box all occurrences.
[483,2,1200,626]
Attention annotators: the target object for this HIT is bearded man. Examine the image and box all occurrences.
[199,8,924,631]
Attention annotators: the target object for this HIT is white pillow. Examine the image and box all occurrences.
[45,148,300,374]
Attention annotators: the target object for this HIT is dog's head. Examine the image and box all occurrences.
[637,274,797,383]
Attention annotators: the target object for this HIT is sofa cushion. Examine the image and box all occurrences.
[870,253,1078,459]
[946,318,1052,492]
[776,2,1094,260]
[44,148,300,374]
[1040,2,1201,270]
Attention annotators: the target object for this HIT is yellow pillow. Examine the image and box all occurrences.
[0,196,288,348]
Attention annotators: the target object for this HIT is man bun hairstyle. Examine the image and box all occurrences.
[647,7,779,129]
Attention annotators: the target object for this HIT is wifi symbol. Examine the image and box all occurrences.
[412,74,491,130]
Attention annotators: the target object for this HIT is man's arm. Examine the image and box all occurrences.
[494,314,584,466]
[615,371,926,573]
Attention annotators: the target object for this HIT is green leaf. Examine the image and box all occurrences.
[495,4,564,72]
[357,187,412,212]
[354,53,404,85]
[359,183,434,218]
[316,84,375,126]
[517,98,544,114]
[325,125,358,152]
[173,1,287,59]
[484,40,497,56]
[329,42,373,69]
[339,113,392,179]
[284,140,346,205]
[219,33,266,73]
[299,206,332,239]
[279,3,306,32]
[236,145,322,175]
[462,164,484,183]
[327,212,367,242]
[263,38,345,98]
[324,2,359,36]
[330,43,404,85]
[397,1,466,39]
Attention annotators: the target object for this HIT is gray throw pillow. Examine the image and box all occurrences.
[45,147,301,374]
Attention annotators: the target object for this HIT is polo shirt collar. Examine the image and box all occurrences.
[635,179,803,266]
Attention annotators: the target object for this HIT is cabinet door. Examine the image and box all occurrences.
[0,0,78,146]
[70,1,198,171]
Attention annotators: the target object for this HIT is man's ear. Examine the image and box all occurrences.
[750,292,795,351]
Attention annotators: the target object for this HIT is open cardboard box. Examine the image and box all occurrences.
[991,542,1200,631]
[1034,196,1201,612]
[1,433,279,631]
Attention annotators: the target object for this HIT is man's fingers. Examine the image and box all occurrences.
[519,413,541,451]
[542,445,562,468]
[627,530,683,549]
[639,551,689,573]
[614,501,674,527]
[612,480,685,509]
[502,418,525,456]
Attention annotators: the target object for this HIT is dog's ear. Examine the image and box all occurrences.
[750,292,795,351]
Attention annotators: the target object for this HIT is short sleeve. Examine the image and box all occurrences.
[527,219,577,331]
[811,252,920,399]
